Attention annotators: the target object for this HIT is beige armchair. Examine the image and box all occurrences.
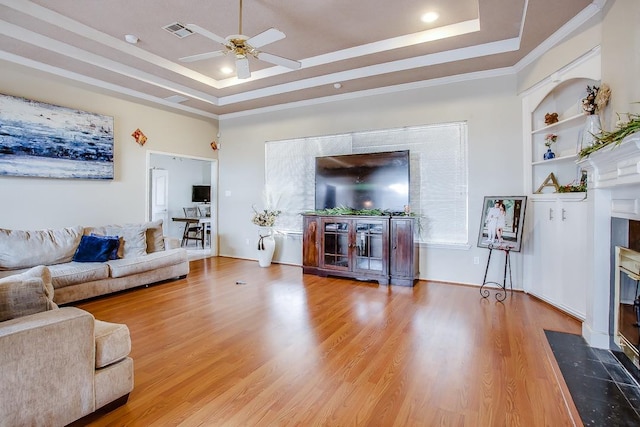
[0,267,133,426]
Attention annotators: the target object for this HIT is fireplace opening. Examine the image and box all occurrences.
[612,219,640,370]
[615,247,640,368]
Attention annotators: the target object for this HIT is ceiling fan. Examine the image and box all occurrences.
[179,0,301,79]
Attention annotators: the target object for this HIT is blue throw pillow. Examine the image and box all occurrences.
[73,235,120,263]
[90,233,120,260]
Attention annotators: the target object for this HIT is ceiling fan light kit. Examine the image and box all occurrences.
[179,0,301,79]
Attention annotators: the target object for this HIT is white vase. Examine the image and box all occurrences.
[580,114,602,150]
[257,227,275,267]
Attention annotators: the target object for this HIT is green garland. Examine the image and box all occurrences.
[578,111,640,159]
[557,182,587,193]
[305,205,414,217]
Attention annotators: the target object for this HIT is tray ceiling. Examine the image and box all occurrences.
[0,0,598,118]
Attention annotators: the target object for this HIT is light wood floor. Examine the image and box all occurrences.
[75,257,583,426]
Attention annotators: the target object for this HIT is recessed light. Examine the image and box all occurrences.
[333,83,342,89]
[220,67,234,75]
[124,34,139,44]
[421,12,439,23]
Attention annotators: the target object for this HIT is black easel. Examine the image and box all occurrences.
[480,246,512,302]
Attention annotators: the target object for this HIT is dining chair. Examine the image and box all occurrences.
[181,207,204,248]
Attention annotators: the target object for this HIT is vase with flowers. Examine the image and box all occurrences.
[251,206,281,267]
[580,84,611,150]
[543,133,557,160]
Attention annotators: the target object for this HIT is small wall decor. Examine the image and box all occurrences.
[477,196,527,252]
[131,128,147,146]
[210,140,218,151]
[0,93,114,180]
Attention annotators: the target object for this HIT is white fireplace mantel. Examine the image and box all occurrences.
[578,134,640,190]
[577,133,640,349]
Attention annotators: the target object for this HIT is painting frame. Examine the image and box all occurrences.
[477,196,527,252]
[0,93,114,180]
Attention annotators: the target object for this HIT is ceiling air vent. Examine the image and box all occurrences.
[162,22,194,39]
[164,95,188,104]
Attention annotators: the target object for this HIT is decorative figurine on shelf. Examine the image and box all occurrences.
[543,133,557,160]
[544,112,559,125]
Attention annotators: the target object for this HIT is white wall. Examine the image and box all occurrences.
[600,0,640,124]
[218,74,524,286]
[0,61,218,229]
[517,15,602,94]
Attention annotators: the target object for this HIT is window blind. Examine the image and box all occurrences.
[265,122,468,245]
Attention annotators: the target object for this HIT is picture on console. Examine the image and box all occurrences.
[477,196,527,252]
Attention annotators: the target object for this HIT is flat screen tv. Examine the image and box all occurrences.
[315,150,409,212]
[192,185,211,203]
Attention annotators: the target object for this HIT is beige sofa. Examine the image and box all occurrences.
[0,266,133,426]
[0,220,189,304]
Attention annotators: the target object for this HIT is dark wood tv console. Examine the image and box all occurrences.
[302,214,419,286]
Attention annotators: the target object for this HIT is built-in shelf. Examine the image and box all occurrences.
[532,113,585,134]
[530,191,587,200]
[532,153,579,166]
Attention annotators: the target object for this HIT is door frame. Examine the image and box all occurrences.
[145,150,218,256]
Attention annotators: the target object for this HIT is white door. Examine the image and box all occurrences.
[150,168,169,234]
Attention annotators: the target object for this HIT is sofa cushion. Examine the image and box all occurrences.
[144,219,164,254]
[94,320,131,368]
[90,234,121,260]
[0,266,57,322]
[0,226,84,270]
[105,226,147,258]
[73,235,120,263]
[47,262,110,289]
[145,220,165,253]
[107,248,186,278]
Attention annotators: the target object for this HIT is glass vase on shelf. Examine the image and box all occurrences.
[580,114,602,150]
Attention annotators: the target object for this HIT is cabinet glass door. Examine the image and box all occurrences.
[354,220,385,273]
[322,220,350,270]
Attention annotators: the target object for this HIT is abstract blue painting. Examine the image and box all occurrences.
[0,94,114,179]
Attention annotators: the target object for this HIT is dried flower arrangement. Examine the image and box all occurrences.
[582,85,599,115]
[252,186,282,227]
[252,207,281,227]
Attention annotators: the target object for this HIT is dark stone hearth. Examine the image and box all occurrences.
[545,330,640,426]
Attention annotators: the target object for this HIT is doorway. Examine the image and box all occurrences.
[146,151,218,257]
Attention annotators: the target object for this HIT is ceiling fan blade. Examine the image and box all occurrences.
[247,27,285,48]
[185,24,228,45]
[257,51,301,70]
[236,57,251,79]
[179,50,226,63]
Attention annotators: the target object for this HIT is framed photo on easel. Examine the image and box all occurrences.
[477,196,527,252]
